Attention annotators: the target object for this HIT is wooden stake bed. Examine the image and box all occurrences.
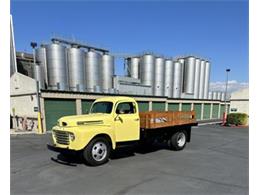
[139,110,197,129]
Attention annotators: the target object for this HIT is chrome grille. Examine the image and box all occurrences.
[53,130,69,145]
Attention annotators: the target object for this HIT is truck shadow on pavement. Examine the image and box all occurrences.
[49,142,170,167]
[51,153,82,167]
[110,143,168,160]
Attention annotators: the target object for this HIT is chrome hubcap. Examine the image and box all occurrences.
[92,142,107,161]
[177,132,186,147]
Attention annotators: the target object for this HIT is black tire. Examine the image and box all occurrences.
[169,130,187,151]
[83,137,111,166]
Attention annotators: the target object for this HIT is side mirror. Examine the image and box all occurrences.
[114,114,122,122]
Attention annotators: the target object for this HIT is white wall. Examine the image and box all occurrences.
[10,72,38,118]
[230,87,249,115]
[10,72,36,95]
[10,95,37,118]
[230,100,249,115]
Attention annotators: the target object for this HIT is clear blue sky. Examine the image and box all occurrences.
[11,0,248,83]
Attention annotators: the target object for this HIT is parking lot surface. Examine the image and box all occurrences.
[11,125,248,195]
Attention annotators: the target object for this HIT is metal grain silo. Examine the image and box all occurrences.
[217,92,222,100]
[203,61,211,99]
[67,47,85,92]
[164,59,174,97]
[172,61,182,98]
[183,56,196,94]
[46,43,69,90]
[101,54,114,93]
[221,92,225,101]
[193,58,201,99]
[178,58,185,64]
[126,57,139,79]
[35,45,48,86]
[208,91,213,99]
[212,91,218,100]
[85,50,101,92]
[154,57,165,96]
[198,60,206,99]
[94,85,102,93]
[33,64,45,89]
[140,54,155,89]
[108,88,117,94]
[178,58,185,93]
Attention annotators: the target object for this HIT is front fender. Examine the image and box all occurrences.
[78,126,116,150]
[52,125,116,151]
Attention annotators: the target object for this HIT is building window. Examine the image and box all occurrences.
[231,108,237,112]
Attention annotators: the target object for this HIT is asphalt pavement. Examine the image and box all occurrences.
[11,125,248,195]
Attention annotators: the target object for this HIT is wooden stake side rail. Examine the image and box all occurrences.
[139,110,196,129]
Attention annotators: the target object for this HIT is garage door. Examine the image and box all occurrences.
[220,105,225,117]
[203,103,211,120]
[182,103,191,111]
[152,102,165,111]
[220,104,230,116]
[137,101,149,112]
[44,99,76,131]
[168,103,179,111]
[212,104,219,119]
[194,103,202,120]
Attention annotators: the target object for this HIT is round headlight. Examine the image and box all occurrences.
[69,133,75,141]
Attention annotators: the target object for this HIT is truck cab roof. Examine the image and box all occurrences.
[94,96,136,103]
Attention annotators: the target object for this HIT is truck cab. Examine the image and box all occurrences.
[52,97,140,165]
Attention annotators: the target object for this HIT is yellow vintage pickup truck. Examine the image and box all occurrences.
[50,96,197,166]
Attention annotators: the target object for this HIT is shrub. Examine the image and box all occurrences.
[226,113,248,126]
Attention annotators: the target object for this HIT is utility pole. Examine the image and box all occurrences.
[31,42,43,134]
[10,15,17,75]
[223,68,231,125]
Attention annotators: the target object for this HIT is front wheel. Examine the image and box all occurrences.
[169,131,187,151]
[83,137,111,166]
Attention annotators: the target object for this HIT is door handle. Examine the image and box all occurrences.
[134,118,140,121]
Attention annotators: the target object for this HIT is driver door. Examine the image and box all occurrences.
[114,101,140,142]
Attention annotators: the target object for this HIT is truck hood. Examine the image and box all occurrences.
[58,113,112,127]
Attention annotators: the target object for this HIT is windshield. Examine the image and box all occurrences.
[90,101,113,114]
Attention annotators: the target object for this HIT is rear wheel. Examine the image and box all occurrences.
[169,131,187,151]
[83,137,111,166]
